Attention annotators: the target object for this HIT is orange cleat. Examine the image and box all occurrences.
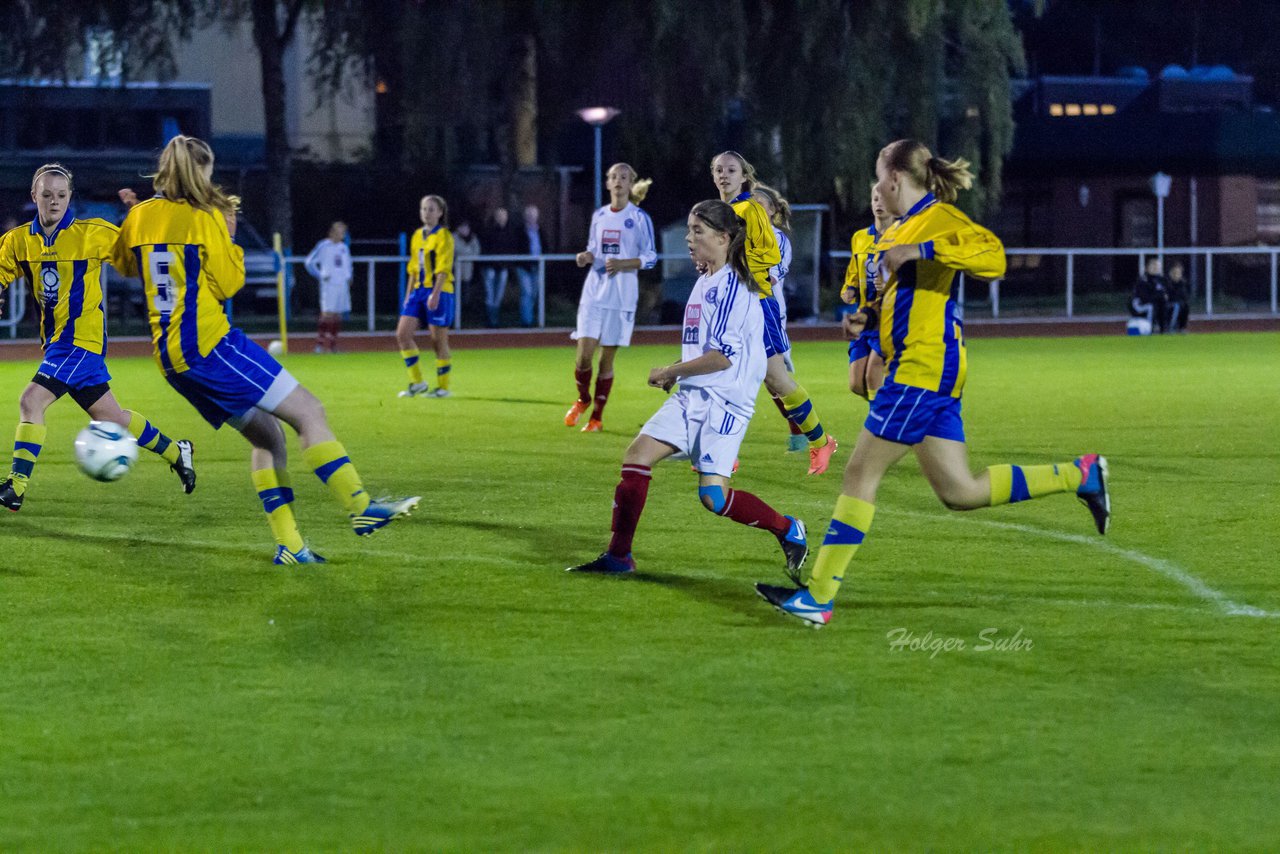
[581,419,604,433]
[564,400,589,427]
[807,436,839,476]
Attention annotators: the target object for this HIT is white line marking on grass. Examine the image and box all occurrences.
[898,510,1280,619]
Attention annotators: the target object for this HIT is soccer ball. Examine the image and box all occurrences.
[267,340,284,356]
[74,421,138,482]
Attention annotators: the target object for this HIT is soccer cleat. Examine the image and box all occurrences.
[429,388,452,398]
[807,436,839,476]
[398,382,429,398]
[581,419,603,433]
[564,400,590,427]
[273,545,328,565]
[0,477,23,512]
[566,552,636,574]
[755,583,833,628]
[777,516,809,585]
[351,496,421,536]
[1074,453,1111,535]
[787,434,808,453]
[171,439,196,494]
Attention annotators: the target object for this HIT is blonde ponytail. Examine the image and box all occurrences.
[150,135,240,217]
[752,183,792,233]
[880,139,974,204]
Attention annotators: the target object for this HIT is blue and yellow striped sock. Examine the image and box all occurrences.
[401,347,424,385]
[252,467,305,552]
[435,358,451,391]
[126,410,180,465]
[9,421,46,497]
[807,494,875,604]
[988,463,1082,506]
[780,384,831,449]
[302,440,372,516]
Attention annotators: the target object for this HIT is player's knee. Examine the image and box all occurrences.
[698,485,727,514]
[936,486,982,512]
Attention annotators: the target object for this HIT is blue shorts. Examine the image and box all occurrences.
[848,331,883,363]
[402,288,455,328]
[760,293,790,358]
[864,380,965,445]
[35,342,112,390]
[165,328,299,428]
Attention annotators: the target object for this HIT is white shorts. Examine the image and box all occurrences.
[320,280,352,314]
[641,388,750,477]
[573,301,635,347]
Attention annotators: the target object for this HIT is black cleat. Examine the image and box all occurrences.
[566,552,635,574]
[171,439,196,494]
[777,516,809,585]
[1074,454,1110,535]
[0,477,23,512]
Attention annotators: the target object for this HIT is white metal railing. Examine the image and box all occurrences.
[828,245,1280,319]
[0,276,27,337]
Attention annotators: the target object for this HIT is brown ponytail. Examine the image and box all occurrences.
[690,199,754,291]
[880,139,974,204]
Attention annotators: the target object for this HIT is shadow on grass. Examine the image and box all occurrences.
[435,515,599,563]
[458,396,561,407]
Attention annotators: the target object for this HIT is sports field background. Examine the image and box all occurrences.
[1,333,1277,848]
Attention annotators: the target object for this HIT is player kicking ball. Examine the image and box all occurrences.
[567,200,808,578]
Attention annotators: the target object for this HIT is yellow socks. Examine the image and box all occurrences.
[435,358,451,390]
[126,410,180,465]
[806,494,875,604]
[780,384,830,449]
[401,348,424,385]
[302,440,371,515]
[988,463,1082,506]
[9,421,46,496]
[252,468,305,552]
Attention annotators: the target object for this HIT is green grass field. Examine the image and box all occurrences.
[2,332,1278,849]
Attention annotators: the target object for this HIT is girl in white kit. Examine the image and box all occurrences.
[564,163,657,433]
[567,199,809,578]
[304,221,352,352]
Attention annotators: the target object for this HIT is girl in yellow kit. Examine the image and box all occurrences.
[397,195,455,398]
[0,163,195,513]
[710,152,838,476]
[115,135,419,564]
[757,139,1110,627]
[841,184,893,399]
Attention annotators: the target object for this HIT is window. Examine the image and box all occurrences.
[1258,180,1280,243]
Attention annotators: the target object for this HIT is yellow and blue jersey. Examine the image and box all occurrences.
[407,225,455,294]
[841,223,883,308]
[111,197,246,374]
[875,194,1006,397]
[730,192,781,297]
[0,211,117,354]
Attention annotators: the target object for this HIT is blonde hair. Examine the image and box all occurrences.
[709,151,760,192]
[609,163,652,204]
[150,135,240,216]
[32,163,74,192]
[423,194,449,227]
[880,139,974,204]
[752,183,792,233]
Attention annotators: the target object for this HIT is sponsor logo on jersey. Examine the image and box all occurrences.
[624,218,635,229]
[602,228,622,255]
[704,286,717,305]
[683,303,701,344]
[40,266,60,304]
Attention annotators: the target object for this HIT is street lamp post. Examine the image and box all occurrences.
[576,107,620,210]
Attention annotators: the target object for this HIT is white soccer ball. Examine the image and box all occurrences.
[74,420,138,483]
[267,340,284,356]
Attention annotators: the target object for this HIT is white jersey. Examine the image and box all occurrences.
[677,264,766,417]
[769,226,793,324]
[578,202,657,310]
[304,239,352,286]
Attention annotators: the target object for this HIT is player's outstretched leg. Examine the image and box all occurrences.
[123,410,195,494]
[567,460,651,574]
[697,480,808,580]
[1,421,46,512]
[772,394,807,452]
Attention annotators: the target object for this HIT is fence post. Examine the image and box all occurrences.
[454,258,463,331]
[1271,252,1278,315]
[1205,253,1214,318]
[1066,252,1075,317]
[538,256,547,327]
[366,260,376,332]
[990,279,1000,319]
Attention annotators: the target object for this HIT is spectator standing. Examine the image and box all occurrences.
[480,207,517,327]
[454,220,481,293]
[304,221,352,352]
[514,204,545,327]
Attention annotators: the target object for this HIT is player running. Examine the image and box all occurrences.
[564,163,657,433]
[757,139,1110,627]
[397,195,455,398]
[710,152,838,475]
[567,200,808,577]
[751,182,806,453]
[0,163,195,513]
[114,135,418,564]
[842,184,893,400]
